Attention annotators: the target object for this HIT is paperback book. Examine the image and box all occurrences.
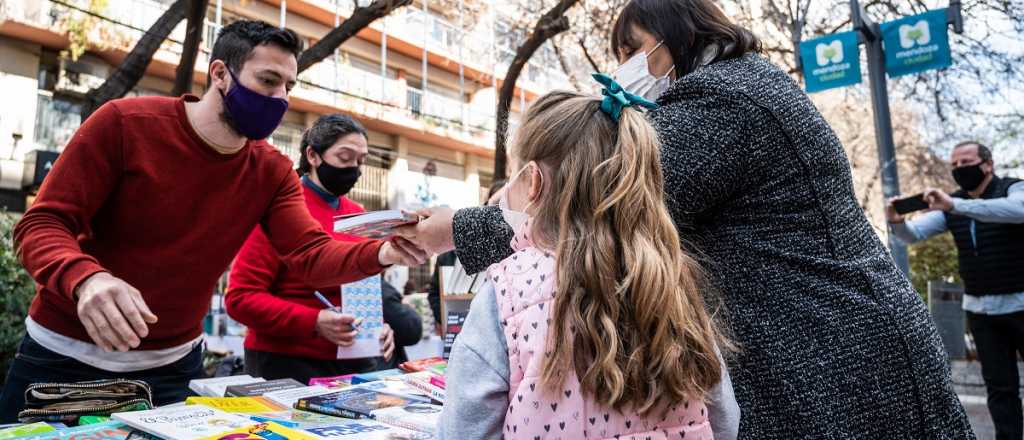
[333,211,419,239]
[294,388,419,420]
[112,405,254,439]
[225,378,305,397]
[338,276,384,360]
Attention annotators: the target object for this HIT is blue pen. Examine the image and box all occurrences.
[314,291,362,328]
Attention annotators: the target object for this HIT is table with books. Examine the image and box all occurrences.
[0,357,449,440]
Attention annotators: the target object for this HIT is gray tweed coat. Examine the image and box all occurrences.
[450,53,973,439]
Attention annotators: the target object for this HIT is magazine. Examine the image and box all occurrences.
[333,211,419,239]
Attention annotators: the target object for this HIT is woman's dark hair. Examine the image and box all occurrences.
[297,114,368,175]
[611,0,762,78]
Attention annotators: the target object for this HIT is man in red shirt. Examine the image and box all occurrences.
[0,20,425,421]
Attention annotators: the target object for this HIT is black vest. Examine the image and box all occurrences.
[944,176,1024,295]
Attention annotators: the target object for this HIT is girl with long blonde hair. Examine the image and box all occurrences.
[440,85,737,440]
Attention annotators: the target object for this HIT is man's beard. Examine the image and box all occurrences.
[219,109,243,138]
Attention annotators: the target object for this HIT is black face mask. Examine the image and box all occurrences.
[952,163,987,192]
[315,161,361,197]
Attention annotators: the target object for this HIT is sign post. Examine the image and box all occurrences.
[795,2,963,276]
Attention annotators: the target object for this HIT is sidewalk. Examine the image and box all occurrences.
[950,359,1024,440]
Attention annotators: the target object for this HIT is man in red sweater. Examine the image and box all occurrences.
[0,20,425,421]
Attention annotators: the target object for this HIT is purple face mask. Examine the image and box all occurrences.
[219,68,289,140]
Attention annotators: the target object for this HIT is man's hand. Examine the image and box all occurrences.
[885,197,906,223]
[378,238,428,267]
[316,309,359,347]
[395,207,456,255]
[75,272,158,352]
[379,323,395,362]
[924,188,955,212]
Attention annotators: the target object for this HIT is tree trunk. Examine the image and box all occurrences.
[82,0,189,119]
[171,0,209,97]
[493,0,578,181]
[297,0,414,73]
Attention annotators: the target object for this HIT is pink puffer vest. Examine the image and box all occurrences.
[487,225,713,440]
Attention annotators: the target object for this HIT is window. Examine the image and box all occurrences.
[34,92,82,152]
[269,122,305,166]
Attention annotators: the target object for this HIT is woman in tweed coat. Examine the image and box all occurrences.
[401,0,974,438]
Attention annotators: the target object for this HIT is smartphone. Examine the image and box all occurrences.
[892,194,929,215]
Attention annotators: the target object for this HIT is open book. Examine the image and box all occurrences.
[333,211,419,239]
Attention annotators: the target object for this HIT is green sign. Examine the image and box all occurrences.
[881,8,952,77]
[799,31,862,93]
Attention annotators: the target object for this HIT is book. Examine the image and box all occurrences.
[185,397,284,414]
[0,422,54,439]
[402,372,445,403]
[294,388,419,420]
[398,357,446,373]
[300,420,432,440]
[14,421,154,440]
[113,405,254,439]
[199,421,317,440]
[441,295,473,359]
[249,410,348,430]
[370,403,442,435]
[225,378,305,397]
[263,385,334,408]
[429,375,445,390]
[350,380,430,403]
[332,210,419,239]
[308,374,355,389]
[350,368,404,385]
[189,375,264,397]
[337,276,384,360]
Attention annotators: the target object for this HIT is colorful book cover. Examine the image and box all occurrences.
[225,378,305,397]
[294,388,417,420]
[262,385,334,409]
[332,211,419,240]
[300,420,432,440]
[428,375,445,390]
[398,357,446,373]
[0,422,54,439]
[338,276,384,359]
[249,409,348,430]
[350,368,404,385]
[441,297,472,359]
[199,421,317,440]
[16,421,155,440]
[113,405,254,439]
[308,374,355,389]
[351,380,430,403]
[185,397,284,414]
[402,372,445,403]
[370,403,442,435]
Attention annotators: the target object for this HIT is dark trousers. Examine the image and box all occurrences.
[0,334,203,423]
[968,310,1024,440]
[243,349,380,386]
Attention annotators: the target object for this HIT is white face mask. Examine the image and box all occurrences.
[498,163,537,235]
[612,40,675,102]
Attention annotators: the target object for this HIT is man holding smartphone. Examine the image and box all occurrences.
[887,140,1024,440]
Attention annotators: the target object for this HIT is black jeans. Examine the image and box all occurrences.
[967,310,1024,440]
[0,334,204,423]
[243,349,380,386]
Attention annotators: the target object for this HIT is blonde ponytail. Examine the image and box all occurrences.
[512,91,725,415]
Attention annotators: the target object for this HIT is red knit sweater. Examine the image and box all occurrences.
[225,182,372,360]
[14,95,385,350]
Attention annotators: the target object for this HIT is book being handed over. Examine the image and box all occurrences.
[333,210,419,239]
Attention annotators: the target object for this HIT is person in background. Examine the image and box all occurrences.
[441,88,737,439]
[888,140,1024,440]
[227,114,422,384]
[402,0,972,437]
[426,180,505,335]
[0,20,423,421]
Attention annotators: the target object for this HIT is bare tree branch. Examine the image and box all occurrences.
[297,0,414,73]
[171,0,209,96]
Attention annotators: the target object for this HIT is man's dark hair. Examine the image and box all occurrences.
[210,20,303,78]
[298,114,369,175]
[954,140,993,163]
[611,0,762,79]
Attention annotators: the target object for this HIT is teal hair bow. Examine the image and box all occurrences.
[592,73,658,121]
